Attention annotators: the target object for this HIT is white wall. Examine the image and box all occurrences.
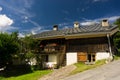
[29,58,37,65]
[43,54,57,68]
[96,52,110,61]
[66,52,77,65]
[49,54,57,64]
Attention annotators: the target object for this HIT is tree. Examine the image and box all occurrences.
[114,18,120,28]
[0,32,20,67]
[20,36,41,54]
[19,36,41,66]
[114,18,120,52]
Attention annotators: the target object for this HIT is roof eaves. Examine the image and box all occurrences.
[65,31,110,39]
[34,35,65,40]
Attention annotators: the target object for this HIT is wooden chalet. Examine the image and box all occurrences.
[33,19,119,68]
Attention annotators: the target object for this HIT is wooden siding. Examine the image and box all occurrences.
[40,38,66,53]
[57,45,66,67]
[39,38,66,67]
[67,37,109,53]
[77,52,87,61]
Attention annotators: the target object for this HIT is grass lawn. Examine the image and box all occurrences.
[1,55,120,80]
[114,55,120,60]
[70,59,106,75]
[71,55,120,75]
[0,70,52,80]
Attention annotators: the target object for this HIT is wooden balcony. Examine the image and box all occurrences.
[40,46,62,54]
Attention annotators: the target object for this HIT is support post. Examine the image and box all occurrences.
[107,34,113,61]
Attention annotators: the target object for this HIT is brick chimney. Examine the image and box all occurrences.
[102,19,109,27]
[74,21,80,28]
[53,25,58,31]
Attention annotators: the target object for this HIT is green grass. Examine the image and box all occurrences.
[70,60,106,75]
[0,77,5,80]
[0,70,52,80]
[1,56,120,80]
[114,55,120,60]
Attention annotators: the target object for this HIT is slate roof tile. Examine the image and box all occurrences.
[33,24,118,39]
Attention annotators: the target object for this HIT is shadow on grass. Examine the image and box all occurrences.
[114,50,120,60]
[0,64,33,77]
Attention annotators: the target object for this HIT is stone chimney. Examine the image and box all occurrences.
[74,21,80,28]
[102,19,109,27]
[53,25,58,31]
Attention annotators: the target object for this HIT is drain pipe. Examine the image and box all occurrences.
[107,34,113,61]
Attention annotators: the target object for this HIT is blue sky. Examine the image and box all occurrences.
[0,0,120,37]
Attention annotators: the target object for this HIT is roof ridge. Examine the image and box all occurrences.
[33,24,118,39]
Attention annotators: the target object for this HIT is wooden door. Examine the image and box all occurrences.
[77,52,87,62]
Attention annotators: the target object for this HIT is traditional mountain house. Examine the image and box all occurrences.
[33,19,119,68]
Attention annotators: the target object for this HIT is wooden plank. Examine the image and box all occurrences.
[77,52,87,62]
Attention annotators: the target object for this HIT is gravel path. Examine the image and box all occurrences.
[38,65,76,80]
[64,60,120,80]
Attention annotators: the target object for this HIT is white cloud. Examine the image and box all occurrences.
[24,16,28,20]
[28,19,41,28]
[107,16,120,21]
[0,0,34,18]
[0,14,17,32]
[93,16,120,22]
[31,27,41,34]
[28,19,43,34]
[81,15,120,26]
[23,0,34,8]
[62,26,69,29]
[21,18,42,35]
[29,20,42,34]
[59,23,68,27]
[81,21,96,26]
[18,33,25,38]
[21,16,29,23]
[0,6,2,11]
[0,26,17,32]
[0,14,13,27]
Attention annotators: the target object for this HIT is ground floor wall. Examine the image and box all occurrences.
[66,52,77,65]
[41,51,111,68]
[48,54,57,63]
[41,54,57,68]
[96,52,110,61]
[66,51,111,65]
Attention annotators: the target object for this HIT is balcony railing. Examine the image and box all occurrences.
[40,46,61,53]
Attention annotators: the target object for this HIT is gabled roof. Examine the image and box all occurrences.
[33,24,119,39]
